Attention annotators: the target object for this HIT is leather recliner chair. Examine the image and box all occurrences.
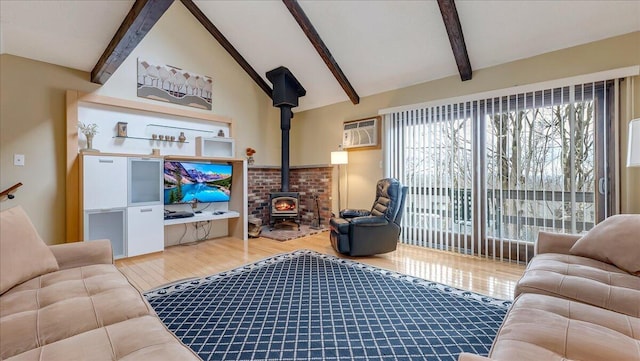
[329,178,408,256]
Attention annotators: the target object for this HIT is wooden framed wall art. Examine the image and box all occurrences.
[137,59,213,110]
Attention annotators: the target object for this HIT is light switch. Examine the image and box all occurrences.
[14,154,25,166]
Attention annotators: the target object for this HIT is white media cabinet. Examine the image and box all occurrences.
[163,155,247,242]
[80,154,247,259]
[67,90,248,252]
[163,210,240,226]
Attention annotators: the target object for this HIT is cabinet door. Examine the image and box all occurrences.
[85,209,126,259]
[83,155,127,209]
[127,204,164,257]
[129,158,163,206]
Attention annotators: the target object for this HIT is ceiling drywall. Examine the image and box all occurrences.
[1,0,638,111]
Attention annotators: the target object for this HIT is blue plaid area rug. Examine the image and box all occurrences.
[144,250,510,361]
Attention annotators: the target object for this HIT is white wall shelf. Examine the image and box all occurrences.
[147,123,225,135]
[195,136,235,158]
[113,136,190,143]
[163,210,240,226]
[75,100,230,156]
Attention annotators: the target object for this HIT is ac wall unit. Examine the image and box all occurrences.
[342,116,380,149]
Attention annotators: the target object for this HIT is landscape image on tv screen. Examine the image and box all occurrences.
[164,161,232,204]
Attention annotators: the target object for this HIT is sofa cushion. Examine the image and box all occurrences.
[0,206,59,295]
[4,315,201,361]
[514,253,640,317]
[0,264,155,359]
[488,293,640,361]
[569,214,640,275]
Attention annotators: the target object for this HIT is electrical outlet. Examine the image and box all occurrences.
[13,154,25,166]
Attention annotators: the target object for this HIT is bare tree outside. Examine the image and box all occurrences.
[397,85,600,253]
[486,100,595,243]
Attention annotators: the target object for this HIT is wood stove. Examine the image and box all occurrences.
[266,66,306,192]
[269,192,300,230]
[265,66,306,231]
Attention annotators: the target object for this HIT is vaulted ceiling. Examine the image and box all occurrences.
[1,0,639,111]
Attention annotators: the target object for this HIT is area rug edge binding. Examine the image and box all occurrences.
[144,249,512,309]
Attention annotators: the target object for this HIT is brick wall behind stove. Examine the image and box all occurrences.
[289,167,333,226]
[247,167,332,227]
[247,168,281,223]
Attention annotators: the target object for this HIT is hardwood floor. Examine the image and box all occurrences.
[115,231,526,300]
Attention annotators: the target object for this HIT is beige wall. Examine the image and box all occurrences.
[292,32,640,213]
[2,16,638,245]
[93,3,281,164]
[0,2,279,244]
[621,75,640,213]
[0,55,99,243]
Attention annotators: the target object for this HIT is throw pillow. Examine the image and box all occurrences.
[0,206,59,294]
[569,214,640,275]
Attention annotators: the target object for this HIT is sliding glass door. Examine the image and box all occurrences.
[385,81,616,263]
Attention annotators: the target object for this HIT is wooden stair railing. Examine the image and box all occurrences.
[1,182,23,199]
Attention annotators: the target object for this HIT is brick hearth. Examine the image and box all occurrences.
[248,166,332,227]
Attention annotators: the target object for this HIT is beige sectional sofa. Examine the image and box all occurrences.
[0,206,201,361]
[3,204,638,361]
[460,214,640,361]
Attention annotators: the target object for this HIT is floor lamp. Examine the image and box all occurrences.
[331,149,348,212]
[628,118,640,167]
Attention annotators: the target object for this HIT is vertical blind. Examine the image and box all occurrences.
[384,80,617,263]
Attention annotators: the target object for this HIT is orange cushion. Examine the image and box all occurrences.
[0,206,59,294]
[569,214,640,275]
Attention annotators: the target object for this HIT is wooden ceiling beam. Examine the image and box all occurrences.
[180,0,273,98]
[91,0,173,84]
[283,0,360,105]
[437,0,472,81]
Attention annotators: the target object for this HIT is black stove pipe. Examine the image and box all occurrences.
[280,106,293,191]
[266,67,306,193]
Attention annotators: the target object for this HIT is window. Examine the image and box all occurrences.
[385,80,617,262]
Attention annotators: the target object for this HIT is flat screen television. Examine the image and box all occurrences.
[164,161,232,204]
